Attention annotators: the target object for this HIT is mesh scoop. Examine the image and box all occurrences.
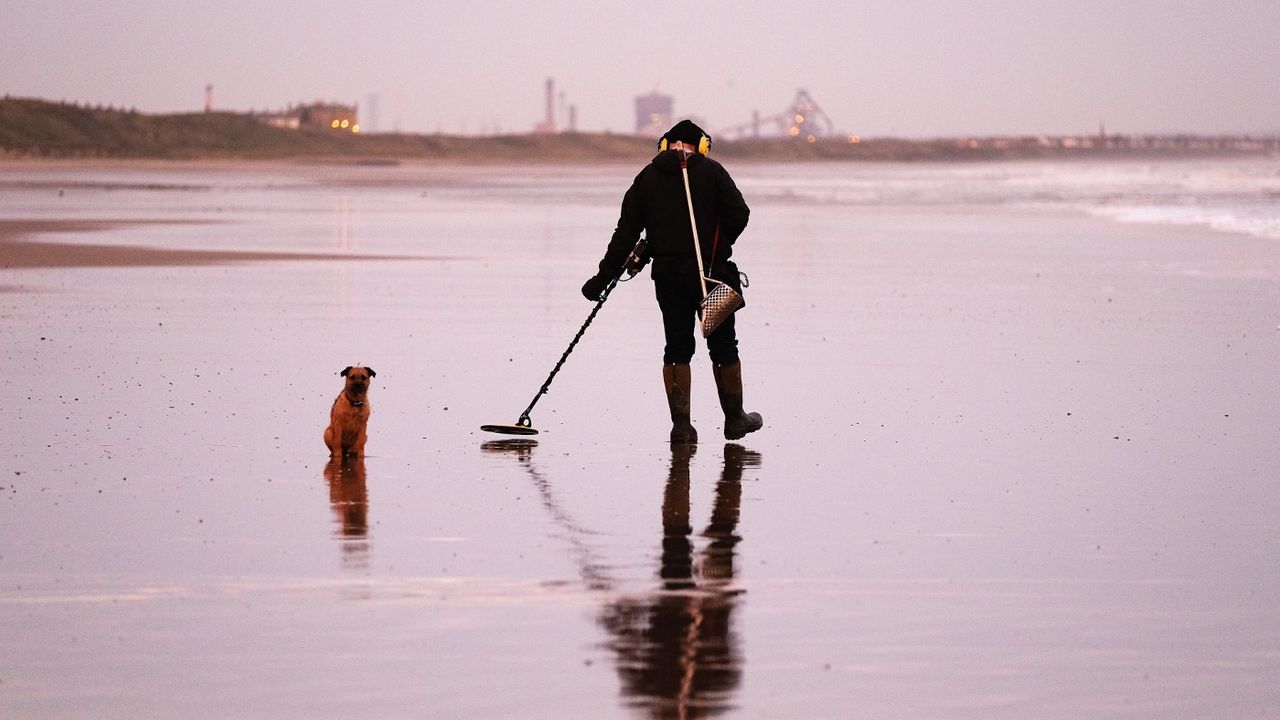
[700,279,744,338]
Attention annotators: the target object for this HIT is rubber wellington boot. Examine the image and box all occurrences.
[712,361,763,440]
[662,363,698,444]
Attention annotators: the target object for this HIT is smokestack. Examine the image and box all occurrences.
[204,84,213,113]
[545,78,555,132]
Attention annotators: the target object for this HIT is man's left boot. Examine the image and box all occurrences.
[712,361,763,440]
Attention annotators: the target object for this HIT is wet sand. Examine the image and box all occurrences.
[0,219,434,268]
[2,162,1278,719]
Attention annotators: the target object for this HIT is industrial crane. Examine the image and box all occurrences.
[717,89,835,140]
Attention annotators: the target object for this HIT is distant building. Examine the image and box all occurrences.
[635,92,673,137]
[258,111,300,130]
[255,102,360,133]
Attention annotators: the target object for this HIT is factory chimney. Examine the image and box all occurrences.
[535,77,557,134]
[545,78,555,132]
[204,84,213,113]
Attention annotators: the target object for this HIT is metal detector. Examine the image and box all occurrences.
[481,240,647,436]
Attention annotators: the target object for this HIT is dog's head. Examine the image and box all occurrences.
[340,366,376,396]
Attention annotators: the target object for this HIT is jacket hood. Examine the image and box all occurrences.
[651,149,705,174]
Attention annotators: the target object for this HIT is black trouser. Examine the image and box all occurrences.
[654,269,739,365]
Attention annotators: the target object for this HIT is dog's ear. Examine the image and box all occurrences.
[340,366,353,377]
[366,368,376,378]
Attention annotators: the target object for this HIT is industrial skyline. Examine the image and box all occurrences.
[2,1,1278,138]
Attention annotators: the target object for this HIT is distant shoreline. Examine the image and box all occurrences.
[4,144,1276,167]
[3,96,1278,164]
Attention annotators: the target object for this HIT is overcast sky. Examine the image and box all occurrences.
[3,0,1277,138]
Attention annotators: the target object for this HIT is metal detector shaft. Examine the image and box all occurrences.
[515,273,621,426]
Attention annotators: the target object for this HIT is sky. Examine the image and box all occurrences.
[2,0,1278,138]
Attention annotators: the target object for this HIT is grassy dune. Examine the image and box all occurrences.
[0,97,658,161]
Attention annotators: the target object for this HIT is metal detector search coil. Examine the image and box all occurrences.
[480,422,539,436]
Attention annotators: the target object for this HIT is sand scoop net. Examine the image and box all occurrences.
[700,278,743,337]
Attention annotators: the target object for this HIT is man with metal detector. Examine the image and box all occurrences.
[581,119,763,444]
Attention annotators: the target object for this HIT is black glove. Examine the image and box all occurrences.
[580,274,609,301]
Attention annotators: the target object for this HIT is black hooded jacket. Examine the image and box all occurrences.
[595,150,750,281]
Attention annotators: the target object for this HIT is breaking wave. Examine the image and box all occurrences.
[743,157,1280,240]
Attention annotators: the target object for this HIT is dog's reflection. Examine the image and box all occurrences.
[601,443,760,720]
[323,456,369,570]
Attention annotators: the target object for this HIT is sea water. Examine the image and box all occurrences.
[5,157,1280,238]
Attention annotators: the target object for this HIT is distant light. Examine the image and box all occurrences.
[807,135,816,143]
[331,120,340,129]
[352,124,360,134]
[849,135,861,144]
[789,126,801,137]
[794,114,805,124]
[340,119,350,128]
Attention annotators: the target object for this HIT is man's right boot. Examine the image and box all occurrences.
[712,361,763,440]
[663,363,698,444]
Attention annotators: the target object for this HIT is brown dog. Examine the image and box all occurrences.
[324,366,376,457]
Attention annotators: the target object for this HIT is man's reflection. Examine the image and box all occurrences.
[323,456,369,570]
[602,443,760,720]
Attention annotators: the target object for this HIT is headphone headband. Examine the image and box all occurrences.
[658,134,711,156]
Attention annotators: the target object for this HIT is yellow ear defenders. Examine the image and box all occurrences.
[658,134,711,155]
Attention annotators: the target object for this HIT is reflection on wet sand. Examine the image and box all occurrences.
[601,443,758,720]
[481,439,612,590]
[480,439,760,719]
[323,456,369,570]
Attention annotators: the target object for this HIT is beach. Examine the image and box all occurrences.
[2,159,1278,718]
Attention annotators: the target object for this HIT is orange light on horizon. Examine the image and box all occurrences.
[340,119,350,129]
[806,134,816,143]
[352,124,361,134]
[331,120,340,129]
[789,126,801,137]
[849,135,861,144]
